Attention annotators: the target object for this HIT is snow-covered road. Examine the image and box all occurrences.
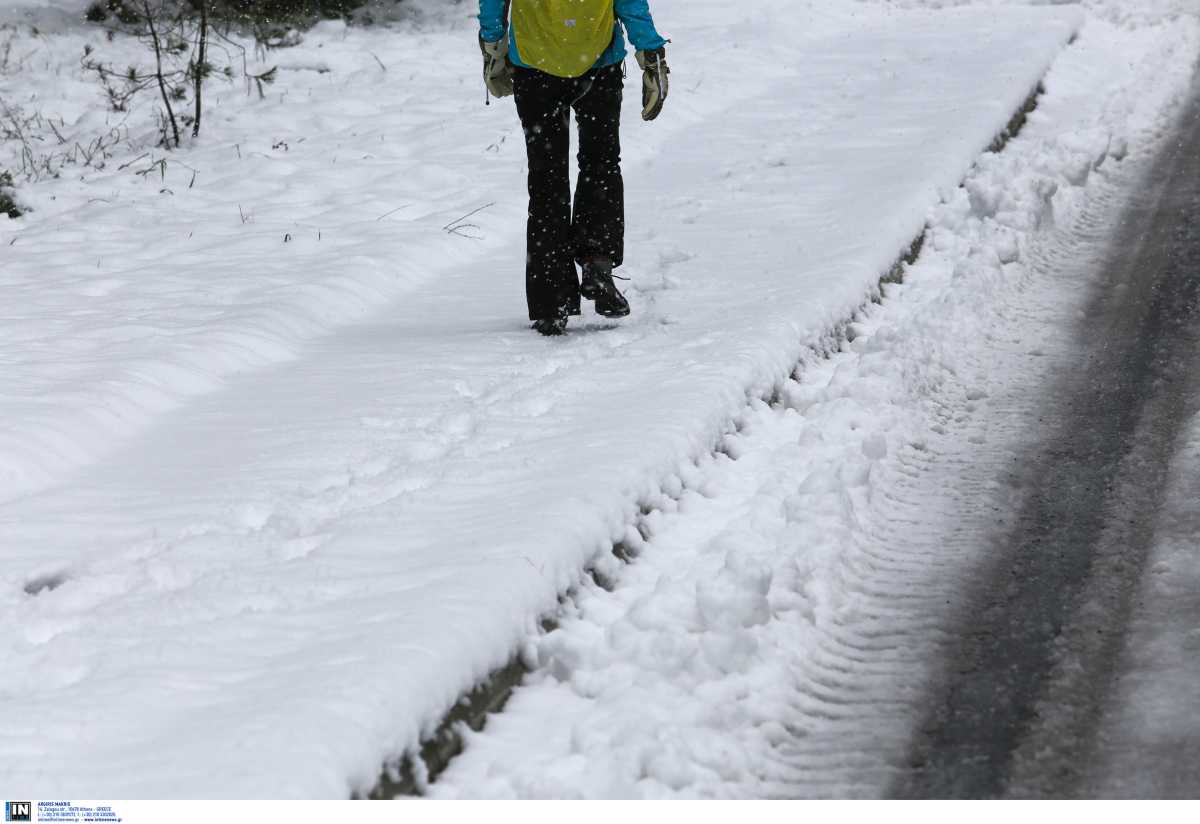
[1086,411,1200,798]
[901,72,1200,800]
[1,0,1198,800]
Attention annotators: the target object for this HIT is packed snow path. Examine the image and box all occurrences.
[3,0,1196,800]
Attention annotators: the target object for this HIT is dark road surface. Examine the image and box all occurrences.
[895,79,1200,798]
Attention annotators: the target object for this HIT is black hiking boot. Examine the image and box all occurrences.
[531,314,569,336]
[580,258,630,318]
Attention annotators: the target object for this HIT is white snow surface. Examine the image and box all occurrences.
[431,2,1200,798]
[1085,409,1200,796]
[0,0,1194,799]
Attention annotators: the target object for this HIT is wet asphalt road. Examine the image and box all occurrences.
[895,79,1200,798]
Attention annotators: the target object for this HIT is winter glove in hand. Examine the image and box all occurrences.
[480,36,514,99]
[635,48,669,121]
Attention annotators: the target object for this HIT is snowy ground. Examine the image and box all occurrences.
[1,0,1197,800]
[1086,408,1200,796]
[432,3,1200,797]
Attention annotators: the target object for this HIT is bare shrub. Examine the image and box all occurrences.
[1,94,130,180]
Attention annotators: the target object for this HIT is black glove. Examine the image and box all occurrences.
[635,47,669,121]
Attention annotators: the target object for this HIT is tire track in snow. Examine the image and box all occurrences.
[899,75,1200,799]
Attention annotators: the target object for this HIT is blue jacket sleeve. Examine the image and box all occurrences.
[614,0,668,51]
[478,0,507,43]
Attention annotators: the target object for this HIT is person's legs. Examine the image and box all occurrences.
[571,63,624,269]
[513,67,582,322]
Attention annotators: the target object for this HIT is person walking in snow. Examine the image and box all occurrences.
[478,0,670,336]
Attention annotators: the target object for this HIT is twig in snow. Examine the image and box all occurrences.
[118,152,151,171]
[442,202,495,240]
[248,65,277,100]
[134,157,167,180]
[47,118,67,145]
[375,204,409,221]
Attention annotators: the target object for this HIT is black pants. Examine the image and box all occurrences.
[513,64,625,321]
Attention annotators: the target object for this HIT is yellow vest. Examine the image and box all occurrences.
[511,0,615,78]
